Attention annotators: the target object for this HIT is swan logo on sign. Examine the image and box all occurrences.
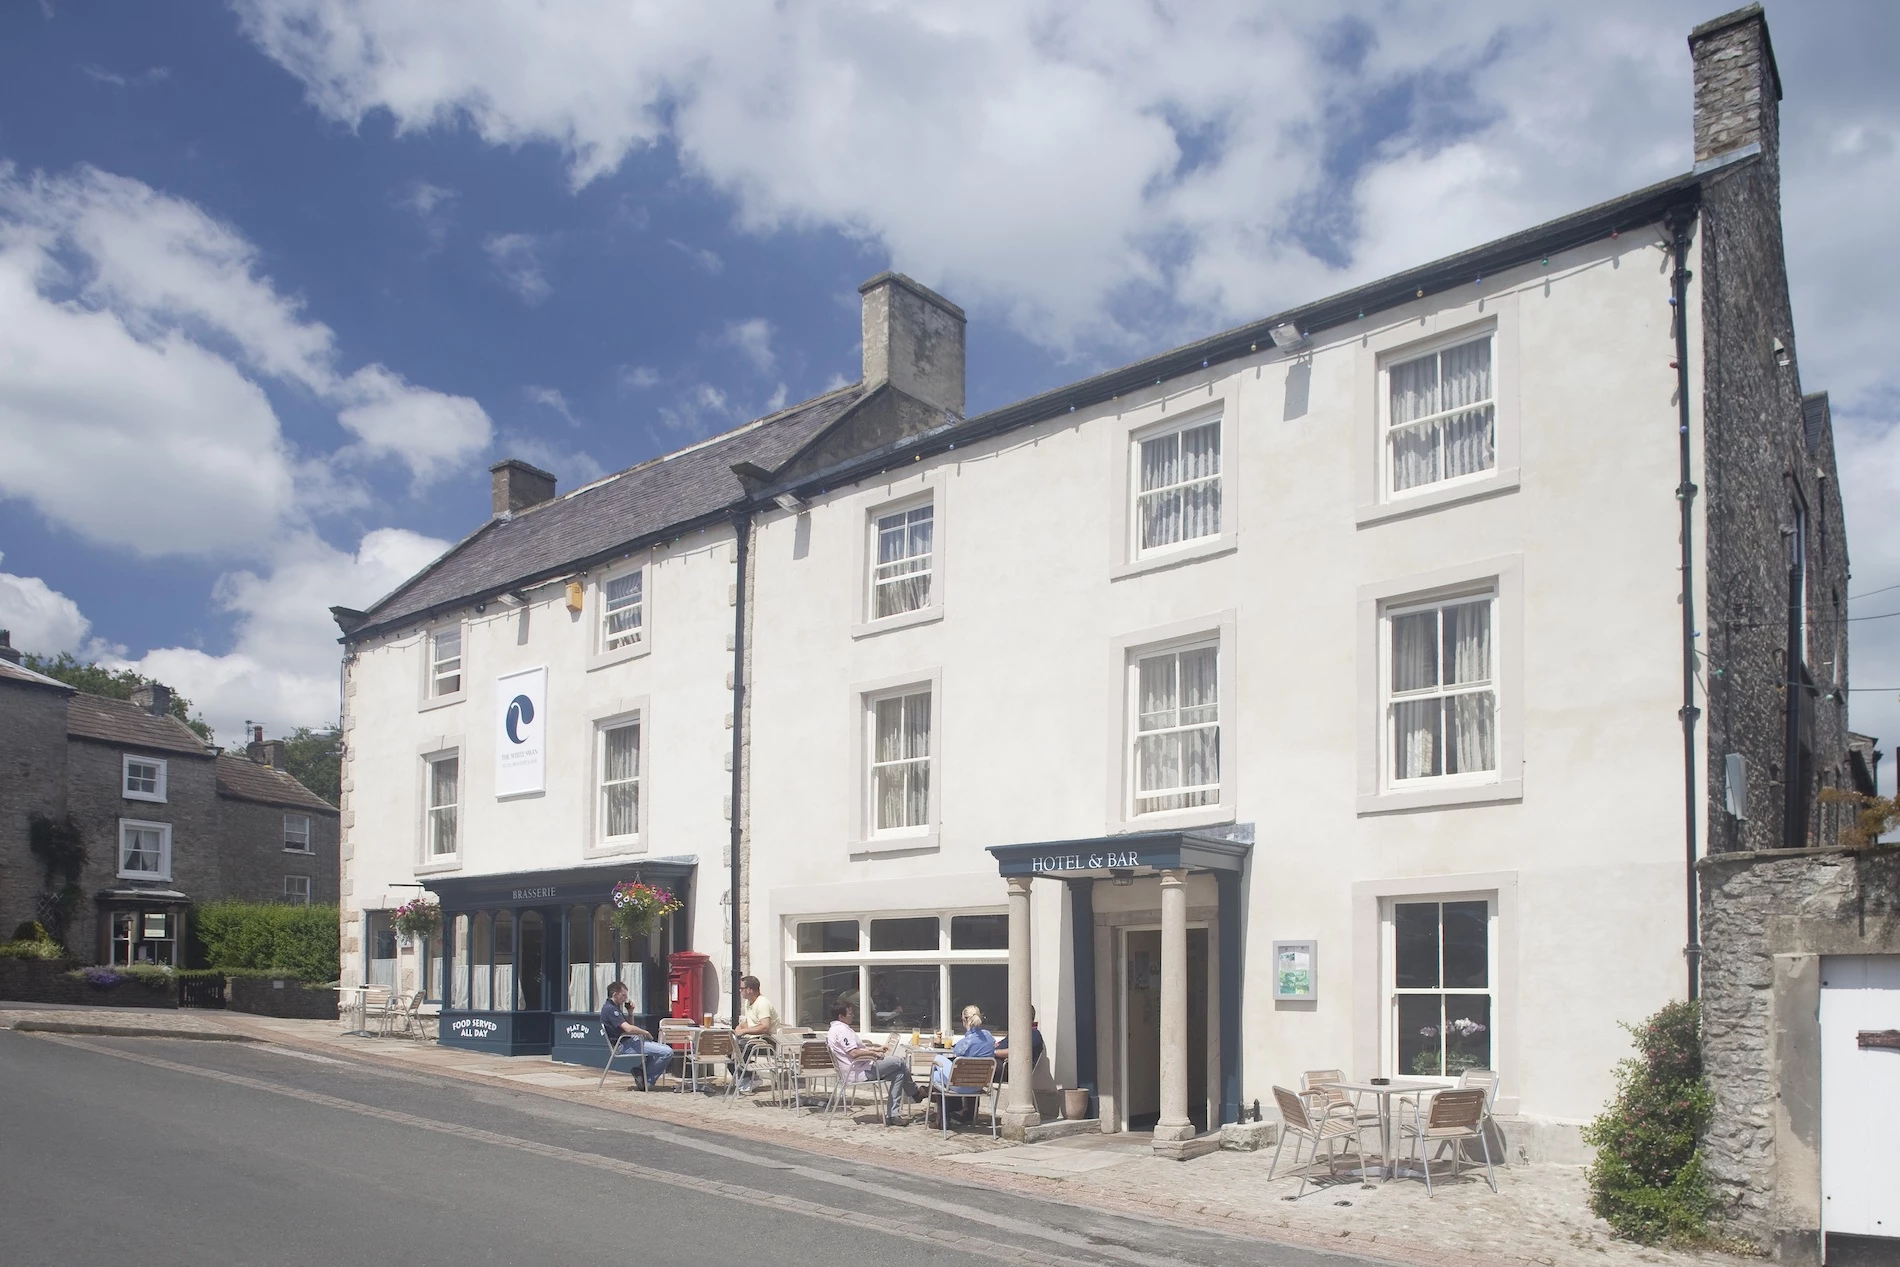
[494,666,547,797]
[505,694,534,744]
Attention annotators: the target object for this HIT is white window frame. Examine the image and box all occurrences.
[122,754,168,803]
[587,556,653,670]
[117,818,173,881]
[284,875,312,905]
[781,908,1010,1035]
[870,501,935,619]
[1382,589,1499,792]
[1356,293,1519,525]
[591,709,647,854]
[1129,641,1222,817]
[1380,332,1499,502]
[420,623,466,710]
[417,743,462,872]
[851,476,946,639]
[283,813,312,853]
[1110,399,1237,581]
[1357,557,1523,814]
[1106,613,1236,833]
[850,669,942,854]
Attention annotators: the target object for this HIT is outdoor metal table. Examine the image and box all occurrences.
[1325,1079,1444,1179]
[335,985,375,1038]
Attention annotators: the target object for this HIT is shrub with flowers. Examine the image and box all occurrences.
[392,898,441,940]
[610,881,683,939]
[1581,1001,1718,1245]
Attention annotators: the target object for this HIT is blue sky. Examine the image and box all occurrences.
[2,1,1899,780]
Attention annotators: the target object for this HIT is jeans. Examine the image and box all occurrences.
[615,1037,674,1085]
[864,1054,917,1120]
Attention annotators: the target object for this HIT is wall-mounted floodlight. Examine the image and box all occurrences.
[773,492,805,513]
[1268,322,1307,351]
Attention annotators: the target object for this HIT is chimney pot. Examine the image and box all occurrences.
[1689,5,1781,172]
[0,629,19,665]
[489,459,558,517]
[858,272,966,417]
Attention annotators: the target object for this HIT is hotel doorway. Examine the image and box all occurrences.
[1120,925,1208,1132]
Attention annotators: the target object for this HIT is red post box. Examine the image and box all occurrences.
[667,951,715,1022]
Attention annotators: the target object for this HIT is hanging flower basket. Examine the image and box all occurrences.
[611,881,682,939]
[392,898,441,940]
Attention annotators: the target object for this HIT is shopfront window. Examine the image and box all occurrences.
[108,909,179,966]
[451,914,470,1009]
[518,911,544,1011]
[1391,898,1493,1077]
[470,913,492,1009]
[786,908,1008,1033]
[493,911,515,1013]
[367,911,397,988]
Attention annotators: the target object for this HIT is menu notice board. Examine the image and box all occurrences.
[1273,940,1318,1002]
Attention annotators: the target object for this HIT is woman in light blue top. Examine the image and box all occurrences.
[932,1004,997,1092]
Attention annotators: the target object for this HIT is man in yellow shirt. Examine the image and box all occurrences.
[734,975,779,1091]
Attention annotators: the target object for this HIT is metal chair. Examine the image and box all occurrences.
[596,1026,653,1092]
[1398,1087,1496,1195]
[931,1056,1000,1138]
[789,1039,836,1110]
[826,1048,903,1123]
[388,990,429,1039]
[1300,1068,1379,1130]
[1269,1085,1371,1198]
[682,1028,736,1094]
[734,1034,781,1097]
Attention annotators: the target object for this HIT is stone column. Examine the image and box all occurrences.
[1153,868,1195,1154]
[1002,874,1041,1138]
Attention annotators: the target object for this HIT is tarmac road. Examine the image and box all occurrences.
[0,1028,1384,1267]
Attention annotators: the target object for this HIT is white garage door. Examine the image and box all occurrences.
[1821,955,1900,1242]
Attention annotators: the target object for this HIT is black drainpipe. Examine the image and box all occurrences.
[1669,209,1701,1002]
[728,510,752,1025]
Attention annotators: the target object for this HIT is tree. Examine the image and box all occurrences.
[21,651,213,740]
[281,726,342,806]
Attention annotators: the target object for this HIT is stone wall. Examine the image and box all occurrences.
[0,680,71,942]
[0,958,179,1008]
[1698,847,1900,1261]
[215,797,341,908]
[226,975,338,1019]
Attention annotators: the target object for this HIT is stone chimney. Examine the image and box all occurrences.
[1690,5,1781,175]
[489,459,557,517]
[859,272,966,417]
[130,682,173,717]
[246,725,287,770]
[0,629,20,665]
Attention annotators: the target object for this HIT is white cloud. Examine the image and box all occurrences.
[723,317,775,373]
[525,384,579,425]
[336,364,493,487]
[398,178,457,247]
[106,529,451,744]
[0,163,493,546]
[0,554,92,656]
[667,238,723,275]
[484,231,551,303]
[617,365,660,392]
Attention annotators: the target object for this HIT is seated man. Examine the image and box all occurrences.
[931,1005,996,1124]
[600,980,673,1089]
[995,1004,1045,1074]
[733,974,779,1091]
[826,999,925,1126]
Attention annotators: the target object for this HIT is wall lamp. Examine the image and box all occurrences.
[773,492,806,513]
[1110,868,1136,887]
[1268,322,1307,352]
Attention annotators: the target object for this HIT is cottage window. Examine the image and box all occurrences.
[599,720,640,842]
[602,569,644,652]
[123,755,167,803]
[871,502,934,619]
[1390,899,1494,1077]
[284,876,311,905]
[1132,644,1220,814]
[117,819,172,881]
[1385,335,1495,496]
[284,813,312,852]
[426,754,459,859]
[1385,593,1497,785]
[869,688,931,834]
[1135,419,1221,555]
[430,628,463,698]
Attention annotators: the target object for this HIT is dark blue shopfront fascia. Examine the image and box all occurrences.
[426,858,696,1061]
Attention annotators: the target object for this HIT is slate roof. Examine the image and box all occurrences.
[65,694,215,757]
[214,752,339,813]
[0,658,73,690]
[350,384,863,637]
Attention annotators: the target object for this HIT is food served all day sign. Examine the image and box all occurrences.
[494,666,548,797]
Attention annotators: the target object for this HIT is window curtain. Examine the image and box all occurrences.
[492,911,515,1013]
[1443,602,1495,773]
[566,906,591,1011]
[874,693,930,830]
[874,507,933,617]
[469,913,491,1010]
[602,724,639,836]
[1138,423,1221,550]
[430,758,458,856]
[592,906,617,1011]
[1388,355,1440,491]
[1136,647,1218,810]
[1391,601,1494,780]
[1391,611,1440,779]
[1388,339,1494,492]
[603,572,642,648]
[1440,340,1494,480]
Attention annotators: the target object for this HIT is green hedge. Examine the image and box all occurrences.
[0,939,67,961]
[195,902,339,982]
[1582,1001,1718,1245]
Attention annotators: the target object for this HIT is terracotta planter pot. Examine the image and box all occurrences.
[1062,1087,1090,1120]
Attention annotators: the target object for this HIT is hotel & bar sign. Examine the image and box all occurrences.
[1030,850,1146,874]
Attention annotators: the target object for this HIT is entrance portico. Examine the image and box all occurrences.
[987,828,1250,1159]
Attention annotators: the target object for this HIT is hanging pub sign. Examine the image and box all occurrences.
[1273,940,1318,1002]
[494,666,548,798]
